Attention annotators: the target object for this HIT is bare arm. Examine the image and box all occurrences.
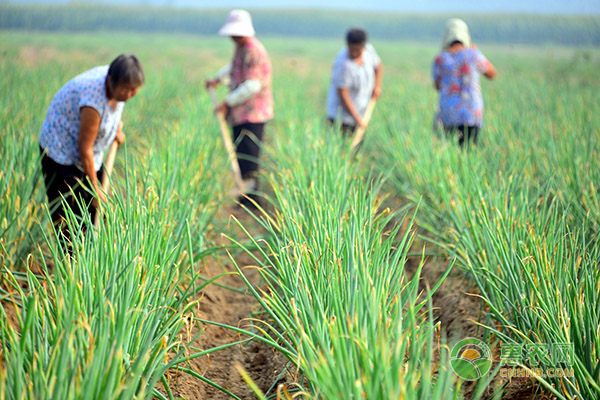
[484,62,497,80]
[473,44,496,80]
[115,121,125,147]
[78,106,105,203]
[433,54,442,91]
[338,88,365,128]
[373,63,383,99]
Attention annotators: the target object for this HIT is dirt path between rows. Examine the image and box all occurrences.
[167,203,292,399]
[2,199,555,399]
[411,255,554,399]
[168,194,556,399]
[1,202,292,400]
[398,201,556,400]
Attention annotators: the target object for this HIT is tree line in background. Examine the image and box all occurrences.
[1,3,599,46]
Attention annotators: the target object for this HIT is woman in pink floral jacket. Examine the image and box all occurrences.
[206,9,274,206]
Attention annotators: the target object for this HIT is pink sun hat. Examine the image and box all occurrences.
[218,9,256,37]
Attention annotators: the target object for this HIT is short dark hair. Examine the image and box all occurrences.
[346,28,367,45]
[107,54,144,88]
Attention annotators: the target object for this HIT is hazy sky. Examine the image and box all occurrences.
[9,0,600,14]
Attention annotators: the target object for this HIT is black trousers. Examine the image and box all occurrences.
[327,117,356,137]
[445,125,480,147]
[40,145,103,236]
[232,122,265,180]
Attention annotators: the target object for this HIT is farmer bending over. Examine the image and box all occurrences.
[39,54,144,242]
[432,18,496,147]
[206,9,274,207]
[327,28,382,136]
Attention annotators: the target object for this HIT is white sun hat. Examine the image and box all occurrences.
[441,18,471,50]
[218,9,256,37]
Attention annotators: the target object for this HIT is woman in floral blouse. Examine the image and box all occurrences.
[39,54,144,241]
[433,18,496,147]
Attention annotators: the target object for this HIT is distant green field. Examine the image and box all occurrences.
[2,4,600,46]
[1,30,599,399]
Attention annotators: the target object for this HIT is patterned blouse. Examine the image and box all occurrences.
[228,37,274,126]
[327,43,381,125]
[432,48,491,128]
[39,66,124,171]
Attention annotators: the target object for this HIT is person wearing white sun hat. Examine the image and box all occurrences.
[206,9,273,207]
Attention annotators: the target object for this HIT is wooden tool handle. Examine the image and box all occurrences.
[208,87,245,193]
[351,98,377,151]
[94,140,118,227]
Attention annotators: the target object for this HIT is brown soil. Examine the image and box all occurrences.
[411,256,555,400]
[399,225,556,398]
[1,201,294,400]
[0,250,52,334]
[0,196,557,400]
[171,192,557,399]
[165,203,294,399]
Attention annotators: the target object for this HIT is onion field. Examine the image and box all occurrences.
[1,30,599,399]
